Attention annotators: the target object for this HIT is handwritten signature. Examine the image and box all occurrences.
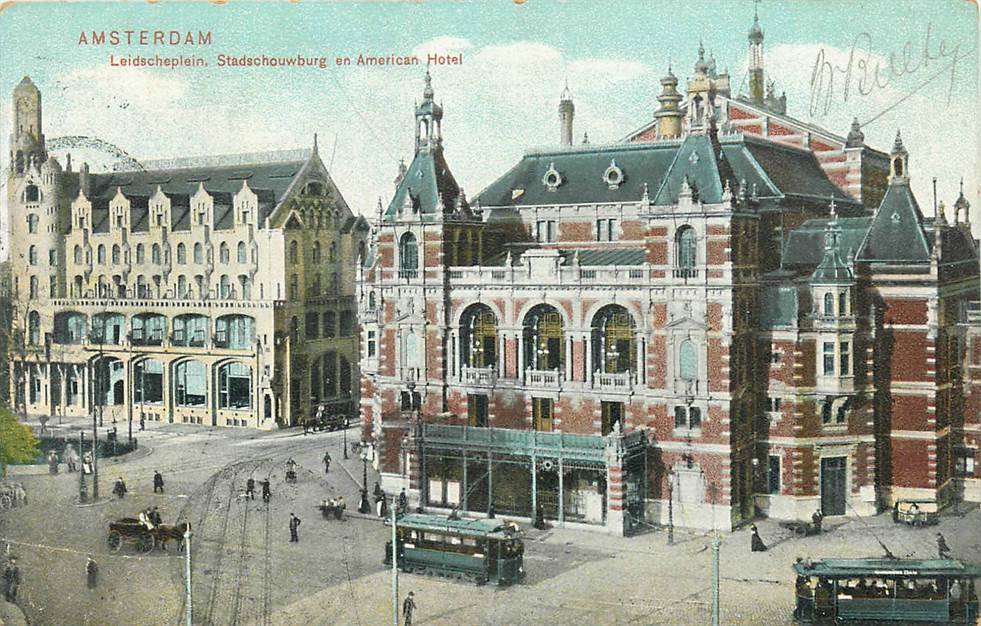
[808,24,971,118]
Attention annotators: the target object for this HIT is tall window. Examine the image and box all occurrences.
[96,245,105,265]
[151,243,160,265]
[329,242,337,262]
[823,342,835,376]
[49,249,57,266]
[112,245,120,264]
[289,240,299,264]
[306,312,320,339]
[29,245,38,265]
[768,455,781,494]
[27,214,38,234]
[535,220,557,243]
[177,243,187,264]
[28,311,40,345]
[218,362,252,410]
[399,233,418,278]
[193,242,204,264]
[323,311,336,338]
[177,275,188,298]
[312,241,322,264]
[29,276,38,298]
[237,241,247,264]
[174,360,206,407]
[823,293,834,316]
[596,218,618,242]
[533,397,554,431]
[462,305,497,368]
[74,245,82,264]
[676,226,697,276]
[679,339,698,381]
[468,394,489,427]
[840,341,851,376]
[289,274,298,300]
[674,405,702,430]
[219,242,229,264]
[219,274,231,299]
[601,401,624,435]
[838,292,848,316]
[136,243,145,264]
[133,359,164,404]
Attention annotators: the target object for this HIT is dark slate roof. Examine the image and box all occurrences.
[384,146,462,221]
[857,182,931,263]
[782,217,872,269]
[560,248,646,266]
[475,133,858,211]
[66,160,306,232]
[760,283,799,328]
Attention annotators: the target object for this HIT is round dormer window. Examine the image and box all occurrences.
[604,159,624,189]
[543,162,562,191]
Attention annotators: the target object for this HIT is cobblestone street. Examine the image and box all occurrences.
[2,418,980,625]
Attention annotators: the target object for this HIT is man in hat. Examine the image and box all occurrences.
[751,525,768,552]
[937,533,952,559]
[86,555,98,589]
[153,470,165,493]
[2,556,20,602]
[402,591,417,626]
[289,513,301,542]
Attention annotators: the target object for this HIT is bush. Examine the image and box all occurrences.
[0,404,39,478]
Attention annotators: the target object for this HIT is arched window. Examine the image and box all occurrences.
[151,243,161,265]
[591,304,637,374]
[176,243,187,264]
[54,311,88,344]
[522,304,564,371]
[26,214,38,234]
[29,276,38,298]
[218,362,253,410]
[219,274,231,299]
[74,245,82,264]
[173,360,206,407]
[313,273,322,295]
[838,292,848,317]
[136,243,145,264]
[111,244,120,264]
[237,241,247,264]
[461,304,497,368]
[132,313,166,346]
[329,242,337,262]
[289,274,298,300]
[193,242,204,264]
[25,184,40,203]
[96,245,105,265]
[28,311,40,345]
[133,359,164,404]
[358,241,367,266]
[289,240,299,264]
[219,242,229,264]
[29,245,38,266]
[238,275,251,300]
[679,339,698,381]
[823,293,834,317]
[91,313,124,344]
[177,275,188,298]
[290,315,300,343]
[172,314,208,347]
[312,241,322,264]
[215,315,255,349]
[676,226,697,276]
[398,233,418,279]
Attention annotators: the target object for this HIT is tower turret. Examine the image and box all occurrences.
[654,65,683,139]
[10,76,46,175]
[747,3,765,105]
[888,130,910,185]
[558,82,575,146]
[415,69,443,153]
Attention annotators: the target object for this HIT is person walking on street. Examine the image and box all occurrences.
[139,415,146,431]
[289,513,301,542]
[751,525,768,552]
[811,509,824,534]
[322,450,331,474]
[3,557,20,602]
[245,477,255,500]
[113,477,128,499]
[86,555,98,589]
[64,442,78,472]
[402,591,417,626]
[153,471,165,493]
[261,478,271,503]
[398,488,408,514]
[48,450,60,475]
[39,414,48,435]
[937,533,952,559]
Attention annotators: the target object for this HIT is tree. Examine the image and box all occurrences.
[0,403,39,478]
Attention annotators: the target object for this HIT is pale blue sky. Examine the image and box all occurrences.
[1,0,977,237]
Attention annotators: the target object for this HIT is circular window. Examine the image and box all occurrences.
[542,162,562,191]
[603,159,624,189]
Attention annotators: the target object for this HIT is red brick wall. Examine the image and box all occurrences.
[769,122,795,136]
[729,105,756,121]
[621,220,646,241]
[890,394,932,432]
[648,335,666,389]
[884,299,928,325]
[890,333,933,383]
[708,338,729,393]
[891,439,934,489]
[559,221,593,242]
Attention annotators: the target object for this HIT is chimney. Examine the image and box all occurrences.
[80,162,91,197]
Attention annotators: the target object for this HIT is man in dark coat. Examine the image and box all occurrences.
[150,506,162,527]
[245,477,255,500]
[322,451,331,474]
[113,477,128,499]
[3,557,20,602]
[751,525,768,552]
[261,479,271,503]
[398,488,408,514]
[153,471,165,493]
[937,533,952,559]
[402,591,417,626]
[811,509,824,534]
[289,513,301,542]
[86,555,98,589]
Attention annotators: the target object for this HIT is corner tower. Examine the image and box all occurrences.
[747,3,765,105]
[559,82,575,146]
[10,76,47,175]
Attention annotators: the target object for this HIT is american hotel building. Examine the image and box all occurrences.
[362,14,981,535]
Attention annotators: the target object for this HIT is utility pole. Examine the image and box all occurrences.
[78,430,87,503]
[184,527,193,626]
[391,497,398,626]
[711,534,721,626]
[667,478,674,545]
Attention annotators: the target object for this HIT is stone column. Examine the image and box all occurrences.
[584,334,593,386]
[605,429,626,536]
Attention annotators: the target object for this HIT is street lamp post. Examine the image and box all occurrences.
[667,475,674,545]
[359,447,371,514]
[78,430,88,503]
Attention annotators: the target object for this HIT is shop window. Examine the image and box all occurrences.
[174,360,207,407]
[468,394,489,427]
[218,362,252,410]
[133,359,164,404]
[533,397,554,431]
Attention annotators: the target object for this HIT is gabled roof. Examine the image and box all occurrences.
[652,135,727,205]
[384,146,463,221]
[857,182,931,263]
[782,217,871,269]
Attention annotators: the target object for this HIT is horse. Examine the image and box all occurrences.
[157,522,191,552]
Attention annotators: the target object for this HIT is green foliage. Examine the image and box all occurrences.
[0,403,39,473]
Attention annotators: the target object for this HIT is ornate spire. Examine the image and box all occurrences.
[845,117,864,148]
[694,38,708,74]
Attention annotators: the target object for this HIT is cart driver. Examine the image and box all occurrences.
[139,507,155,531]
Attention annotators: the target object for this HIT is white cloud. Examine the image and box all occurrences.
[411,36,473,59]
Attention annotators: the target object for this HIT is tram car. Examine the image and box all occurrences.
[793,558,981,624]
[384,514,525,586]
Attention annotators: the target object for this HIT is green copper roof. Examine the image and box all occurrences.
[651,135,728,205]
[782,217,871,268]
[810,221,855,285]
[385,146,463,221]
[857,182,931,263]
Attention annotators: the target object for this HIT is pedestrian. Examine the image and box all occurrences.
[937,532,952,559]
[811,509,824,534]
[302,417,310,436]
[86,555,98,589]
[261,478,271,503]
[373,481,383,500]
[402,591,417,626]
[150,506,162,527]
[3,557,20,603]
[289,513,301,542]
[534,505,546,530]
[64,442,78,472]
[488,504,496,519]
[139,415,146,431]
[245,477,256,500]
[113,477,128,499]
[751,524,768,552]
[39,414,48,435]
[48,450,60,475]
[323,450,331,474]
[398,488,408,513]
[153,470,165,493]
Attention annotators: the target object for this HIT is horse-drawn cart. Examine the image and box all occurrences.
[106,518,188,553]
[893,499,940,527]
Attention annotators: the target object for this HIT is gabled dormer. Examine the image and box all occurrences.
[109,187,131,231]
[191,182,213,228]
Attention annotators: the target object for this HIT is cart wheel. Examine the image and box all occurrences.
[137,533,155,553]
[107,531,123,552]
[0,495,12,510]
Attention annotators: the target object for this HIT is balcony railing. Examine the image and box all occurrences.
[672,268,699,279]
[461,366,497,386]
[524,369,561,387]
[593,371,632,390]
